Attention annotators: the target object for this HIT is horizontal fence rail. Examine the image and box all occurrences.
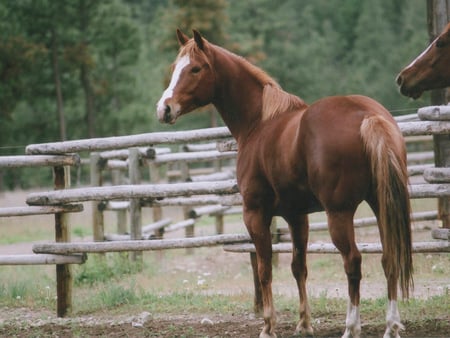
[22,120,450,155]
[33,234,251,254]
[0,154,80,168]
[0,205,83,217]
[26,180,239,205]
[399,120,450,136]
[224,241,450,254]
[24,182,450,206]
[0,254,86,265]
[25,127,232,154]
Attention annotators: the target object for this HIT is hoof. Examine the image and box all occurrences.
[259,332,277,338]
[341,328,361,338]
[383,328,402,338]
[294,324,314,337]
[383,320,404,338]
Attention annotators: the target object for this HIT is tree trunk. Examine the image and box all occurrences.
[50,28,66,141]
[80,63,96,138]
[78,0,96,138]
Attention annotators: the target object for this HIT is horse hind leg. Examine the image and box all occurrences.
[287,215,314,336]
[327,210,362,338]
[370,200,404,338]
[382,255,404,338]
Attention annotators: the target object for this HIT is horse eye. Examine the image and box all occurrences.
[191,66,201,74]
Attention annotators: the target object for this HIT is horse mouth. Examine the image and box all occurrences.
[399,85,423,100]
[397,74,424,99]
[157,104,181,124]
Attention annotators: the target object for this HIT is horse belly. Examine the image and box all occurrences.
[274,186,324,216]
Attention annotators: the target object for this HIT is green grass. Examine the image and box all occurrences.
[74,253,142,286]
[1,249,447,322]
[0,266,56,309]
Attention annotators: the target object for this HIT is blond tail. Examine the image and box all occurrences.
[361,115,413,298]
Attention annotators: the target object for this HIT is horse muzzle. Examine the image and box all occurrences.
[156,102,181,124]
[396,73,423,99]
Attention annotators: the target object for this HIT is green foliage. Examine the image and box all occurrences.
[0,0,434,188]
[231,0,429,111]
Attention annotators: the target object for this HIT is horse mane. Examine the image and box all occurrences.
[217,48,308,120]
[179,39,307,120]
[261,84,307,120]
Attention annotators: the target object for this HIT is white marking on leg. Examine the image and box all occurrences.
[342,301,361,338]
[383,300,404,338]
[156,55,190,113]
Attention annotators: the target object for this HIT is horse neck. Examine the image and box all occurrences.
[209,47,308,142]
[210,48,268,141]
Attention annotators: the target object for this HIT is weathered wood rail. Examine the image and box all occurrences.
[25,127,232,154]
[26,180,239,205]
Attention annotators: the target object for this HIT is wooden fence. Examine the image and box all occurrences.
[0,109,449,318]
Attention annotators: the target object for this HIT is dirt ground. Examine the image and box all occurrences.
[0,306,449,338]
[0,191,449,337]
[1,248,448,338]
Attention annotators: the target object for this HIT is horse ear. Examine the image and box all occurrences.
[176,29,189,46]
[193,29,205,50]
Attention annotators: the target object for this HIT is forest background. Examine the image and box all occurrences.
[0,0,431,188]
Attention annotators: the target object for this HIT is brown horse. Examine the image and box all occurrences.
[397,22,450,98]
[157,30,413,338]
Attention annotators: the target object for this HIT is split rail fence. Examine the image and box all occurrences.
[0,106,449,317]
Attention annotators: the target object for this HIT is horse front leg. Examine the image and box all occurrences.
[287,214,313,336]
[244,209,277,338]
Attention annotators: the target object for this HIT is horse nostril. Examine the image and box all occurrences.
[396,75,403,86]
[163,105,172,123]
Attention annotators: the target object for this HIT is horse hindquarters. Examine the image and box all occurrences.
[360,115,413,337]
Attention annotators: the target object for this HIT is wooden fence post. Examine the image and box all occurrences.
[54,165,72,317]
[215,213,224,234]
[129,148,142,263]
[148,161,163,238]
[214,150,224,235]
[180,159,194,254]
[111,169,127,234]
[90,152,104,241]
[428,0,450,228]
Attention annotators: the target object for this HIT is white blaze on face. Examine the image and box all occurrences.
[157,55,191,114]
[404,37,438,70]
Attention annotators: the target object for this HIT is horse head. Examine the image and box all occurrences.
[396,23,450,99]
[156,29,216,124]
